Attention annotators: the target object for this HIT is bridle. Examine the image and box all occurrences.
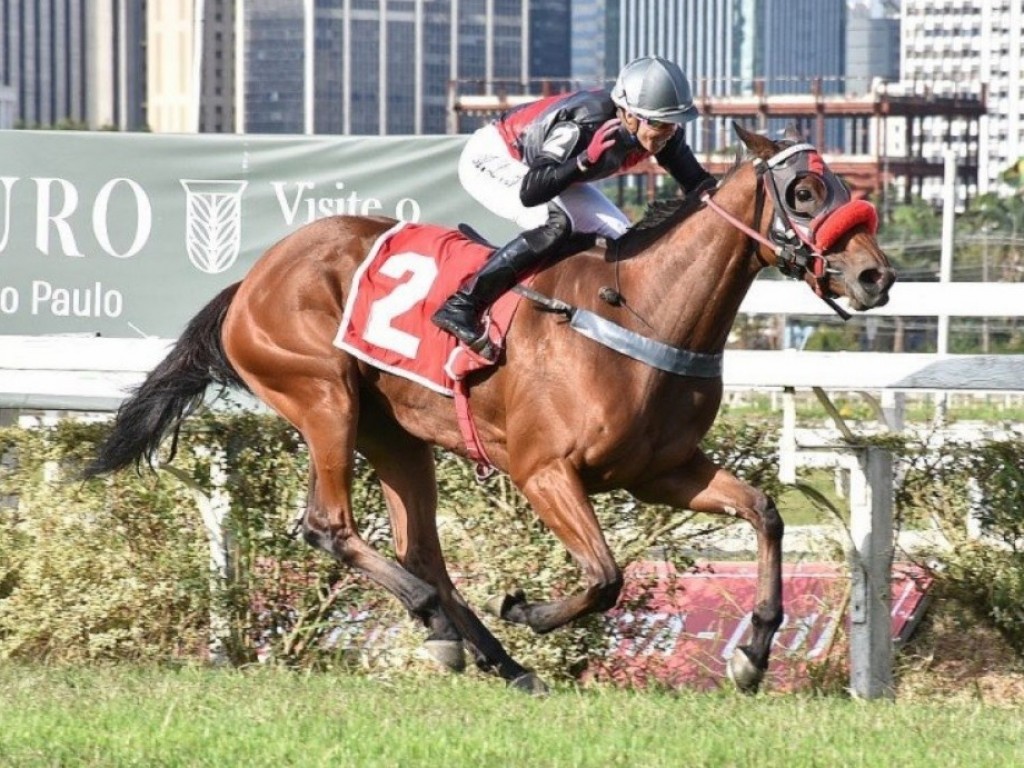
[701,142,878,321]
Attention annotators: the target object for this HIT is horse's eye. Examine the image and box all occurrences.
[796,188,815,203]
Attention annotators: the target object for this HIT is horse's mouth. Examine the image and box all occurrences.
[840,266,896,312]
[844,286,891,312]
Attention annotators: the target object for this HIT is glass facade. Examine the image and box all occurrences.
[457,0,487,83]
[570,1,609,88]
[0,0,144,129]
[240,0,566,135]
[313,0,344,135]
[422,1,453,133]
[349,16,380,133]
[245,0,304,134]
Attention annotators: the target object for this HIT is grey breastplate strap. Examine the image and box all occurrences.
[511,285,723,378]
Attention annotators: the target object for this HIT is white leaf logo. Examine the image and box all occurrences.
[181,180,248,274]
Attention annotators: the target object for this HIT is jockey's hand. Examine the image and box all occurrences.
[585,118,621,166]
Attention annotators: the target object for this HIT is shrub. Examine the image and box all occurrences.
[0,410,789,681]
[0,422,208,661]
[894,431,1024,656]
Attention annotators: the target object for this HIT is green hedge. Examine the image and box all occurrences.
[2,410,1021,678]
[0,410,785,678]
[894,431,1024,655]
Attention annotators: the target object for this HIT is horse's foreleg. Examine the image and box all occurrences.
[630,450,784,693]
[359,422,542,691]
[494,459,623,634]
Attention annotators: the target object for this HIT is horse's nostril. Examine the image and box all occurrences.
[859,268,894,293]
[859,268,880,290]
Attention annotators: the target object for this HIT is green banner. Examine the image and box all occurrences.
[0,131,515,338]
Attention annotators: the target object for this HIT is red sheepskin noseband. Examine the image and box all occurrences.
[813,199,878,252]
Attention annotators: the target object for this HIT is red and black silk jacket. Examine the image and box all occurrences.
[494,89,713,207]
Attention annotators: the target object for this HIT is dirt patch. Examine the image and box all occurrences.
[896,594,1024,706]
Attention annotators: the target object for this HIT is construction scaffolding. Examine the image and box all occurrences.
[448,77,986,206]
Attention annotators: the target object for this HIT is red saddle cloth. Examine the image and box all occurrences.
[334,221,521,397]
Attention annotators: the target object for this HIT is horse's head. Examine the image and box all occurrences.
[732,123,896,311]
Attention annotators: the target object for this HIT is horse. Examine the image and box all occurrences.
[85,123,895,694]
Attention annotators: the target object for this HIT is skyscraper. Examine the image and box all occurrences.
[0,0,145,130]
[902,0,1021,195]
[570,1,612,88]
[236,0,552,136]
[846,0,900,97]
[142,0,573,136]
[613,0,856,151]
[759,0,847,97]
[242,0,303,134]
[0,85,14,129]
[618,0,738,96]
[529,0,571,80]
[147,0,236,134]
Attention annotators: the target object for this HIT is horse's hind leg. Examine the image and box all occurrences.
[630,449,784,693]
[358,413,543,692]
[235,357,456,652]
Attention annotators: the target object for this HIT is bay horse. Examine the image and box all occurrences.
[86,124,895,693]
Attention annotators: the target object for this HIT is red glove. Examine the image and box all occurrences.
[584,118,621,166]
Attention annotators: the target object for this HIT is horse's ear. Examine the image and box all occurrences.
[732,121,777,160]
[783,123,803,143]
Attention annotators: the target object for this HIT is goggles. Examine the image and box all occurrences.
[633,113,678,130]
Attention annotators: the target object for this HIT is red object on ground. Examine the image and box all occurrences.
[589,560,932,692]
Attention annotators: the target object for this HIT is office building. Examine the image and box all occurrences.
[902,0,1022,195]
[237,0,566,136]
[0,0,145,130]
[147,0,237,133]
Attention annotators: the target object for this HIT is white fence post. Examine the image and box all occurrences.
[880,390,905,431]
[846,446,895,699]
[163,445,233,664]
[779,387,797,484]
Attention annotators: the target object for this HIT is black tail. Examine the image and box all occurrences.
[84,283,247,478]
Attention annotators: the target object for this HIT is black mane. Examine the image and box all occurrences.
[611,155,745,261]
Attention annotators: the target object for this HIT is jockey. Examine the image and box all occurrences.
[432,55,715,349]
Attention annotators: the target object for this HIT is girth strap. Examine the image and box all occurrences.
[512,285,723,378]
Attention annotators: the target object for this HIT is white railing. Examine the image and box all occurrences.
[3,280,1024,700]
[4,281,1024,409]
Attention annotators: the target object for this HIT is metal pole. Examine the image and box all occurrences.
[234,0,246,133]
[938,149,956,355]
[936,149,957,424]
[304,0,315,135]
[192,0,207,133]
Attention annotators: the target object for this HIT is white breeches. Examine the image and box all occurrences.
[458,123,631,238]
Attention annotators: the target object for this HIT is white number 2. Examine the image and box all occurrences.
[362,250,438,359]
[541,123,580,161]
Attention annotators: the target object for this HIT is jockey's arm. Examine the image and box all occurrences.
[518,120,594,208]
[519,156,584,208]
[656,131,715,194]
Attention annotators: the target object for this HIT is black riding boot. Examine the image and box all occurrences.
[431,233,541,347]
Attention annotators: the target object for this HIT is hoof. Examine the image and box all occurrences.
[483,595,505,617]
[421,639,466,673]
[727,647,765,693]
[484,588,526,620]
[508,672,549,697]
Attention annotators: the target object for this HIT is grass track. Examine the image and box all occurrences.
[0,665,1021,767]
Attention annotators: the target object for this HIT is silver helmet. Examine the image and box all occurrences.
[610,56,699,125]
